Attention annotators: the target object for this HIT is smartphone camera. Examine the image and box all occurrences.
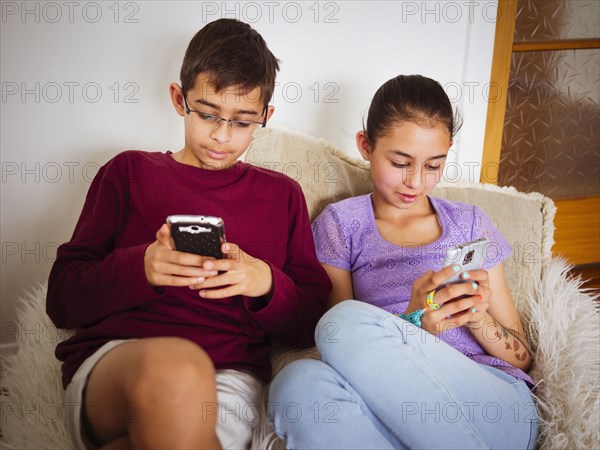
[181,225,210,234]
[462,250,475,265]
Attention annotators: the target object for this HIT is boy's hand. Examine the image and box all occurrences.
[144,224,219,287]
[190,242,273,299]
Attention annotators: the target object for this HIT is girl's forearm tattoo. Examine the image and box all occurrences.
[492,320,532,362]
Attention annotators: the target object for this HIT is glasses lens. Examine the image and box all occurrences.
[231,120,261,134]
[190,112,261,136]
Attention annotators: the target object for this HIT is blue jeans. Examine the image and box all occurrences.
[269,300,539,449]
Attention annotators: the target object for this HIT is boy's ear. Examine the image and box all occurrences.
[356,130,372,161]
[264,104,275,123]
[170,83,185,117]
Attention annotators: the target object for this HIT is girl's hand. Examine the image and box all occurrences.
[458,269,491,329]
[189,242,273,299]
[144,224,219,287]
[405,264,462,313]
[406,265,491,335]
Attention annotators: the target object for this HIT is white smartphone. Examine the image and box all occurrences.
[167,215,226,259]
[439,238,488,287]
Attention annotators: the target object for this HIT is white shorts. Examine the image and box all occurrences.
[64,340,263,450]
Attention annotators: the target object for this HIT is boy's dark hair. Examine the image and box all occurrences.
[364,74,462,144]
[180,19,280,106]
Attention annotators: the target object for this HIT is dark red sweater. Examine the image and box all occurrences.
[46,151,331,388]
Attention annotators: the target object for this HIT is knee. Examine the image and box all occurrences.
[316,300,387,354]
[269,359,336,433]
[128,337,216,408]
[317,300,382,336]
[270,359,323,405]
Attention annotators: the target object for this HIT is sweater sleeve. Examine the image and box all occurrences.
[46,156,161,329]
[247,182,331,348]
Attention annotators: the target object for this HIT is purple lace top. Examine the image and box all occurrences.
[312,194,534,387]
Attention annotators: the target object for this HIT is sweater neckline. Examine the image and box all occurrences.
[163,151,250,184]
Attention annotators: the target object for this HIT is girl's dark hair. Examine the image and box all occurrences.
[180,19,280,106]
[364,74,462,144]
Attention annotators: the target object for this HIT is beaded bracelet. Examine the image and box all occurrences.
[397,309,425,327]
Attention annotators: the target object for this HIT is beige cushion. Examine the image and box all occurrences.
[247,125,557,310]
[248,126,374,220]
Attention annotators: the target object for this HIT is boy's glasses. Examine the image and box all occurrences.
[182,96,267,136]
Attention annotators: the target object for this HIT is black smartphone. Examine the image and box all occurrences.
[166,215,226,259]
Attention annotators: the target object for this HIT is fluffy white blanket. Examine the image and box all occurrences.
[526,259,600,449]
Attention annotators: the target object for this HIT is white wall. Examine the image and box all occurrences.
[0,0,498,345]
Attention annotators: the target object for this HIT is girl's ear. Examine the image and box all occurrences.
[356,130,372,161]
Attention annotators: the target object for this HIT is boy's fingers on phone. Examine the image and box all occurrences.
[156,224,175,250]
[189,279,208,290]
[156,223,169,237]
[195,269,239,289]
[199,283,240,299]
[221,242,240,257]
[170,251,213,267]
[203,258,234,272]
[161,275,209,287]
[164,264,218,278]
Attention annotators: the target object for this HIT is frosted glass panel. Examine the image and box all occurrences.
[499,49,600,198]
[515,0,600,41]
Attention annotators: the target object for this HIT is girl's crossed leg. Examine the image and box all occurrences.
[270,300,538,450]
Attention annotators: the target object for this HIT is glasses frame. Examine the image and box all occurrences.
[182,95,268,132]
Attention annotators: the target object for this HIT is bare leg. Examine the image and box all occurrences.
[84,337,221,450]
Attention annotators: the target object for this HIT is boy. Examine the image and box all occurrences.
[47,19,331,450]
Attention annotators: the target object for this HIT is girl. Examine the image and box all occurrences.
[269,75,539,449]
